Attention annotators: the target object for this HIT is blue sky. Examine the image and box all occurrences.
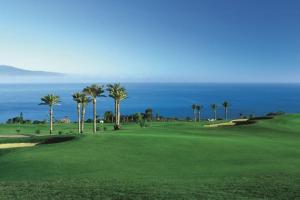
[0,0,300,82]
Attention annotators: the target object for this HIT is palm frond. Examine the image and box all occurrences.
[39,94,60,106]
[83,84,105,98]
[210,104,217,110]
[222,101,229,108]
[106,83,128,101]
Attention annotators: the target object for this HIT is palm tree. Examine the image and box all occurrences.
[192,104,197,122]
[222,101,229,120]
[210,104,218,120]
[72,92,83,133]
[196,105,203,121]
[145,108,153,121]
[39,94,60,134]
[78,94,91,133]
[104,111,114,123]
[107,83,128,130]
[83,84,105,133]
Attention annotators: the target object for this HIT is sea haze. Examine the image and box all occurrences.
[0,83,299,122]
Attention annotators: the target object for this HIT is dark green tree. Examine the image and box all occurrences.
[210,104,218,120]
[145,108,153,121]
[192,104,197,122]
[104,111,114,123]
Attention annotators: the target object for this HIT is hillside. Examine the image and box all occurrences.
[0,65,63,76]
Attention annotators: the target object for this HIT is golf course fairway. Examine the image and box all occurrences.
[0,114,299,199]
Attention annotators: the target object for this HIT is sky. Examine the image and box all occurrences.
[0,0,300,83]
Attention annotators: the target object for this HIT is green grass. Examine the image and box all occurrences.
[0,115,300,199]
[0,122,115,135]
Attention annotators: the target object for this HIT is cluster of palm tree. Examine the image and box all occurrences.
[40,83,127,134]
[72,92,93,134]
[106,83,128,130]
[192,104,203,122]
[191,101,230,121]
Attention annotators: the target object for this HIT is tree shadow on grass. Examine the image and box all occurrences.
[39,136,75,145]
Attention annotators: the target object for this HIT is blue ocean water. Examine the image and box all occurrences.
[0,83,299,122]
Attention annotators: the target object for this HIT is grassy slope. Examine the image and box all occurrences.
[0,115,299,199]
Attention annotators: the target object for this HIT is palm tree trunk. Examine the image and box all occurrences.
[225,108,228,120]
[49,106,53,134]
[77,103,81,133]
[81,106,86,133]
[114,100,118,128]
[214,110,217,120]
[93,98,96,133]
[117,101,120,128]
[198,111,201,122]
[193,109,196,122]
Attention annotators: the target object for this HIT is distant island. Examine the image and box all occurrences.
[0,65,64,76]
[0,65,68,83]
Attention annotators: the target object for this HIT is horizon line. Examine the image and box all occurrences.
[0,81,300,85]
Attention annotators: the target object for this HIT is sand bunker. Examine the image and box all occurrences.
[0,134,30,138]
[204,119,249,128]
[0,143,38,149]
[231,119,249,123]
[0,135,75,150]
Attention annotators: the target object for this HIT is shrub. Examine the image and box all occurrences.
[103,127,107,131]
[35,130,41,134]
[24,120,32,124]
[266,111,285,116]
[58,131,63,135]
[16,129,21,133]
[33,120,47,124]
[249,114,255,119]
[235,120,256,126]
[96,127,101,131]
[85,119,93,123]
[144,122,151,127]
[139,120,145,128]
[114,125,120,130]
[250,116,273,120]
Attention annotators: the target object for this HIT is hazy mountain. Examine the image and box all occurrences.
[0,65,64,76]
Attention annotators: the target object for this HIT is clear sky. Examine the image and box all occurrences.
[1,0,300,82]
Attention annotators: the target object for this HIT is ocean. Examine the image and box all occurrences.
[0,83,299,122]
